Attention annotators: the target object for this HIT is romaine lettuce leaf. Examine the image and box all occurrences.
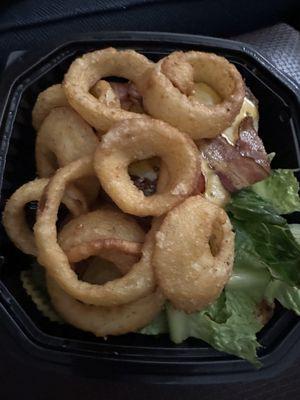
[226,254,270,303]
[139,308,168,335]
[227,189,285,225]
[265,280,300,315]
[251,169,300,214]
[228,192,300,286]
[264,223,300,315]
[166,290,262,367]
[142,257,266,365]
[290,224,300,245]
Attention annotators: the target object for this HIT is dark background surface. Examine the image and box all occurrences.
[1,0,300,399]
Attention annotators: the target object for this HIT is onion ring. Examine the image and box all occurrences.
[36,106,99,204]
[36,107,98,177]
[64,238,142,263]
[32,84,68,131]
[156,161,170,193]
[58,208,144,251]
[58,208,145,274]
[34,156,157,306]
[81,257,124,284]
[63,47,152,131]
[90,80,120,108]
[95,250,139,276]
[47,275,164,336]
[94,118,199,216]
[3,178,87,256]
[140,51,245,139]
[153,195,235,313]
[32,81,117,132]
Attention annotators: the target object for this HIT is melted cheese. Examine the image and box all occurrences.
[222,97,259,145]
[190,82,259,145]
[201,157,230,207]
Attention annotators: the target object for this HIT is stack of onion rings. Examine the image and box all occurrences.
[34,156,159,306]
[3,47,246,337]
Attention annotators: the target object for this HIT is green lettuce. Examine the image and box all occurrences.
[290,224,300,245]
[139,308,168,335]
[251,169,300,214]
[166,290,263,367]
[228,192,300,286]
[265,280,300,315]
[141,169,300,366]
[142,288,263,366]
[264,223,300,315]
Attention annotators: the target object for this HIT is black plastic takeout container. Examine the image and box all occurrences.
[1,31,300,385]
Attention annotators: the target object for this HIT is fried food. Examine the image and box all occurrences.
[153,195,235,313]
[91,80,144,113]
[32,81,118,131]
[32,84,68,130]
[94,118,199,216]
[3,178,87,256]
[63,47,152,131]
[5,47,272,345]
[59,208,144,250]
[140,51,245,139]
[58,209,144,274]
[89,79,120,108]
[110,82,144,113]
[47,275,164,336]
[36,107,98,177]
[34,156,158,306]
[36,106,99,204]
[95,251,139,275]
[81,257,124,284]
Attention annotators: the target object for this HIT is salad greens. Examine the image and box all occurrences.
[265,280,300,315]
[251,169,300,214]
[141,169,300,366]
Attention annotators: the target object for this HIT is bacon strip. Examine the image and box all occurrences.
[236,116,270,171]
[201,117,270,192]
